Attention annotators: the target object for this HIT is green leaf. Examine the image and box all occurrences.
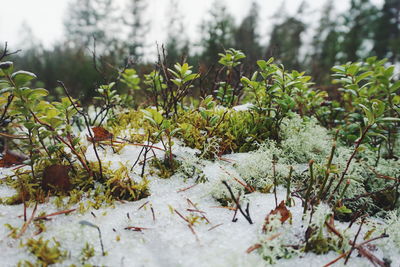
[378,117,400,123]
[183,73,199,83]
[11,71,37,87]
[0,61,13,74]
[153,111,163,125]
[28,88,48,99]
[161,119,170,129]
[170,128,181,137]
[209,115,220,126]
[0,87,13,94]
[359,104,375,125]
[336,205,352,214]
[240,77,251,86]
[371,99,385,118]
[266,57,274,65]
[257,60,267,69]
[393,95,400,105]
[347,64,358,76]
[390,81,400,93]
[355,71,373,83]
[331,65,345,73]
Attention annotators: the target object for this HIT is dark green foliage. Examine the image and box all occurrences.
[309,1,341,84]
[265,17,305,70]
[373,0,400,62]
[340,0,379,62]
[233,1,262,66]
[165,0,190,64]
[64,0,119,52]
[124,0,149,60]
[199,1,235,64]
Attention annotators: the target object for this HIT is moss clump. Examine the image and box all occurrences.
[20,237,67,266]
[79,242,95,265]
[149,157,181,179]
[304,226,344,254]
[105,164,150,201]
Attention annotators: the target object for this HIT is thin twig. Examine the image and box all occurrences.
[344,218,365,264]
[58,80,103,179]
[16,202,38,238]
[222,181,253,224]
[34,209,76,221]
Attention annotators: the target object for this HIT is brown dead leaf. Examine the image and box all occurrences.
[0,150,28,167]
[263,200,291,232]
[90,126,113,142]
[41,165,71,192]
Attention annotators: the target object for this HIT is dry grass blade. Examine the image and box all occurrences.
[34,208,76,221]
[16,202,38,238]
[177,183,198,193]
[220,167,255,192]
[207,223,223,231]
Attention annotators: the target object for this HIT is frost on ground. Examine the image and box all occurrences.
[0,117,399,267]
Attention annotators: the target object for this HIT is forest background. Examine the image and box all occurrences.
[1,0,399,103]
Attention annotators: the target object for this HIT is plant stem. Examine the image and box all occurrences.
[328,124,371,202]
[319,143,336,200]
[303,160,314,215]
[286,166,293,207]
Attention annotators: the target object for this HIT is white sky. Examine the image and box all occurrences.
[0,0,383,57]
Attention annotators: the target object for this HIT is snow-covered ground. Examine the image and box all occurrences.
[0,139,398,267]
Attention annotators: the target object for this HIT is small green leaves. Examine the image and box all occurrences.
[0,61,13,75]
[218,48,246,68]
[168,63,199,87]
[360,104,375,125]
[390,80,400,93]
[121,68,141,90]
[335,205,352,214]
[28,88,49,99]
[359,99,385,126]
[142,109,163,125]
[11,70,37,87]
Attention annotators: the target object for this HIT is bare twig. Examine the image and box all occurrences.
[58,80,103,180]
[328,125,371,202]
[0,42,21,61]
[222,181,253,224]
[207,223,223,231]
[344,218,365,264]
[16,202,38,238]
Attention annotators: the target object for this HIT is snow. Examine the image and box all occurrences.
[233,103,253,111]
[0,141,398,266]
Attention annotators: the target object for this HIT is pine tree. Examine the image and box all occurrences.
[199,1,235,64]
[165,0,189,64]
[124,0,150,60]
[265,2,305,70]
[309,1,341,83]
[64,0,119,52]
[234,1,262,65]
[340,0,378,62]
[373,0,400,62]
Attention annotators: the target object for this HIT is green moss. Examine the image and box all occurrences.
[80,242,95,265]
[20,237,67,266]
[150,158,181,179]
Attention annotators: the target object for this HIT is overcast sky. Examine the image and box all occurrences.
[0,0,383,57]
